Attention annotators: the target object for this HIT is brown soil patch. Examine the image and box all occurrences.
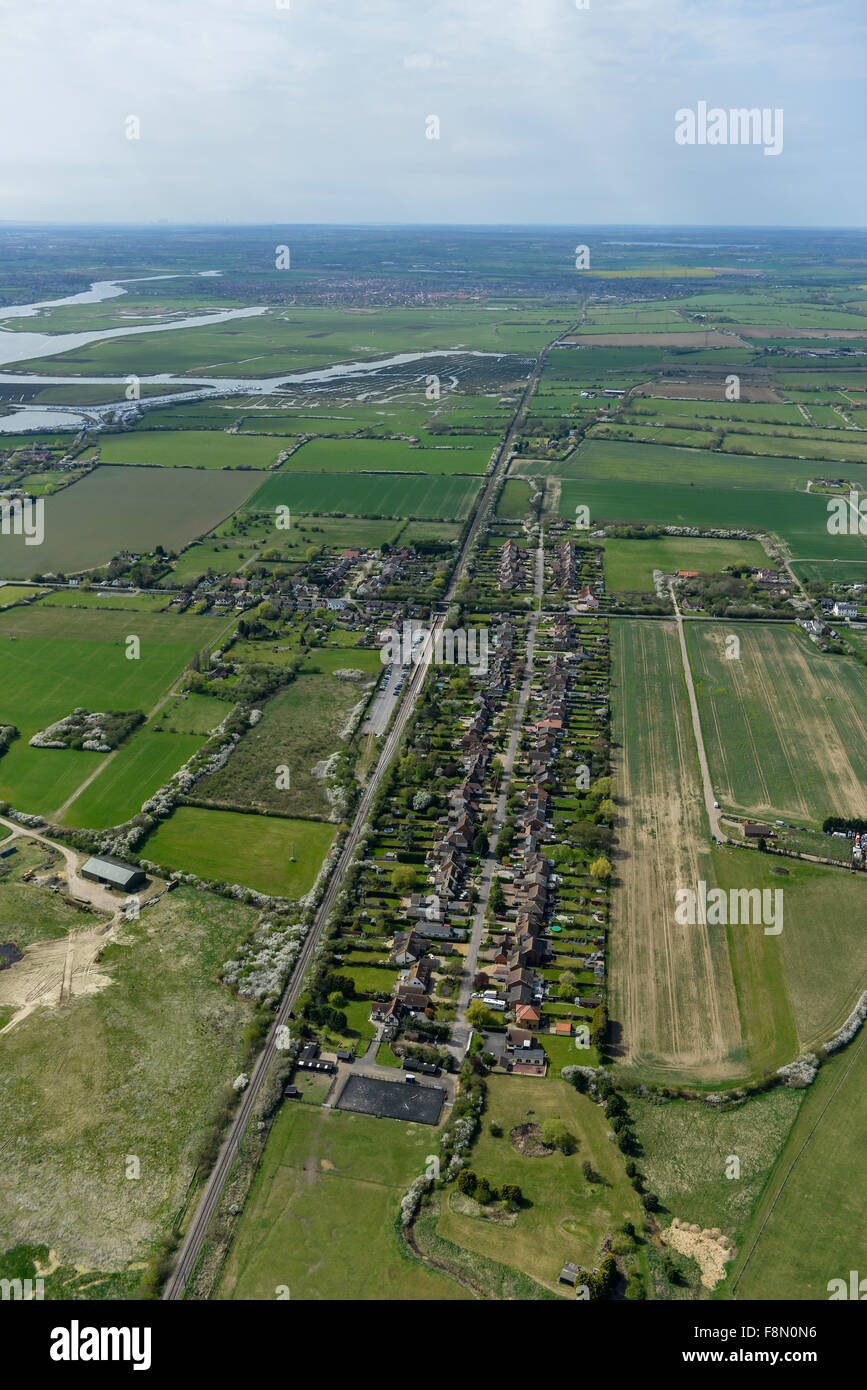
[0,921,116,1033]
[509,1123,553,1157]
[663,1218,736,1290]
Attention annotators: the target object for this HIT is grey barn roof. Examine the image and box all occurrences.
[81,856,144,890]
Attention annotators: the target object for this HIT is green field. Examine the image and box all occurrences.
[60,730,205,829]
[0,585,44,607]
[155,693,229,735]
[246,470,482,520]
[0,605,224,817]
[686,623,867,824]
[497,478,532,518]
[0,466,259,579]
[731,1035,867,1300]
[37,589,171,612]
[217,1103,467,1301]
[282,436,496,474]
[97,430,281,469]
[603,536,768,591]
[559,476,867,563]
[714,851,867,1053]
[630,1087,803,1249]
[142,806,334,896]
[791,558,867,586]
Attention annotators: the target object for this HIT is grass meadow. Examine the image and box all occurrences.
[0,888,256,1276]
[216,1103,467,1301]
[142,806,334,896]
[434,1074,643,1296]
[194,674,366,819]
[730,1035,867,1300]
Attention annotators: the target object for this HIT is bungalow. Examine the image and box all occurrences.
[511,1057,547,1077]
[415,920,456,941]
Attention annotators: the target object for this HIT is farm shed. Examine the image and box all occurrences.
[80,855,146,892]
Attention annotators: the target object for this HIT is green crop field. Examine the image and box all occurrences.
[60,730,205,829]
[142,806,334,897]
[280,436,496,474]
[685,623,867,824]
[0,466,259,580]
[245,470,482,520]
[791,558,867,585]
[96,430,281,469]
[0,605,225,817]
[559,477,867,562]
[603,536,768,591]
[553,437,841,491]
[216,1103,467,1301]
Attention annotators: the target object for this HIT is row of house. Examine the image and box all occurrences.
[499,539,527,592]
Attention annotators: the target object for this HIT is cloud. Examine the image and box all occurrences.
[0,0,864,224]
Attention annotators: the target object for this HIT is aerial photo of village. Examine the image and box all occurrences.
[1,0,865,1363]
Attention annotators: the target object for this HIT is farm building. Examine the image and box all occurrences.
[80,855,146,892]
[741,821,773,840]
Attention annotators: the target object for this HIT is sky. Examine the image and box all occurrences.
[1,0,865,226]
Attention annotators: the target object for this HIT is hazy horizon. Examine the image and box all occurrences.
[2,0,865,226]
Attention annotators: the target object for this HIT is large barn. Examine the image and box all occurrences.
[80,856,146,892]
